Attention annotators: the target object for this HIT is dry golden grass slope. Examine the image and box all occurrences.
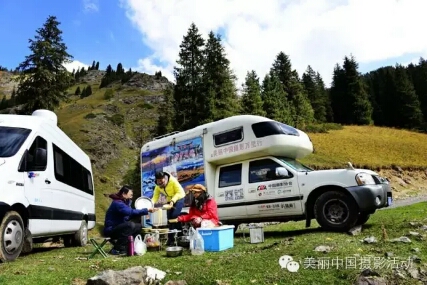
[301,125,427,170]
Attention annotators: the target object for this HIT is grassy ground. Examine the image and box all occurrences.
[301,125,427,170]
[1,202,426,285]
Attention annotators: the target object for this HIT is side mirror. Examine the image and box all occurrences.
[275,167,289,178]
[35,148,47,167]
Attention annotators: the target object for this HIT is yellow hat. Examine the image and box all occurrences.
[191,184,206,192]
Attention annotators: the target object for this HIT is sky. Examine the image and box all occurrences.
[0,0,426,89]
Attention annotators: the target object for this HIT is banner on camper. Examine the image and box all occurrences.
[141,136,206,207]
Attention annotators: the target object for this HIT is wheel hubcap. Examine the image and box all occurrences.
[3,220,23,254]
[82,225,87,244]
[323,199,349,225]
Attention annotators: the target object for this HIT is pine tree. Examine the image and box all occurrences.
[95,61,100,70]
[261,72,292,124]
[75,86,81,96]
[315,72,333,122]
[302,66,327,122]
[15,15,73,114]
[91,60,96,70]
[330,63,347,123]
[156,87,176,136]
[173,23,205,130]
[0,95,7,110]
[241,70,265,116]
[202,31,239,122]
[342,55,373,125]
[270,52,314,126]
[393,64,424,129]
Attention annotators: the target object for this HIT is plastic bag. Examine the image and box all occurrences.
[134,234,146,256]
[144,233,160,248]
[189,227,204,255]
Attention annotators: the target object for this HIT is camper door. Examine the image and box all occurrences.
[245,158,303,216]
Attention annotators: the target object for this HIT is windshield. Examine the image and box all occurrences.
[277,157,313,172]
[0,126,32,158]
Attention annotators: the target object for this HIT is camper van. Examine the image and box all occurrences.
[140,115,392,232]
[0,110,95,262]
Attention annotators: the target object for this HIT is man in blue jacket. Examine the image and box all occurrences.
[104,185,157,255]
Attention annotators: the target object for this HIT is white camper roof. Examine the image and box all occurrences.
[141,115,313,163]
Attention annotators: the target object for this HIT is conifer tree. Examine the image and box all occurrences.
[15,15,73,114]
[241,70,265,116]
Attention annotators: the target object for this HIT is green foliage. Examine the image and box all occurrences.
[330,55,373,125]
[241,70,265,116]
[103,88,114,100]
[301,123,343,133]
[74,86,81,95]
[0,95,7,110]
[156,86,175,136]
[80,85,92,98]
[107,113,124,126]
[84,113,97,119]
[15,15,73,114]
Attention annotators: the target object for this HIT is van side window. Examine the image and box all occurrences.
[249,159,293,183]
[219,164,242,188]
[53,144,94,195]
[213,127,243,147]
[27,136,48,171]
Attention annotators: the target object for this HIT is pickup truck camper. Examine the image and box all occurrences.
[0,110,95,262]
[140,115,392,232]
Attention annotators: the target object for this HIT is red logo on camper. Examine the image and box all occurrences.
[257,185,267,191]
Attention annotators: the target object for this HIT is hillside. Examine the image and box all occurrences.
[1,70,427,232]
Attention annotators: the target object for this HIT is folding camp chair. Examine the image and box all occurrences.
[88,237,118,259]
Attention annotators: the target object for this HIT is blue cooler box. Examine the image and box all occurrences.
[197,225,235,252]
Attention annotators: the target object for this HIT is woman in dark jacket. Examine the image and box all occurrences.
[104,185,157,254]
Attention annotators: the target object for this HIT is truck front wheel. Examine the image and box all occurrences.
[314,191,359,232]
[0,211,25,262]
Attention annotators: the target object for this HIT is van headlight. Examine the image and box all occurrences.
[355,173,376,186]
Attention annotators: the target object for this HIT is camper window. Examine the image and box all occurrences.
[248,158,293,183]
[0,126,31,158]
[27,136,48,171]
[53,143,94,195]
[219,163,242,188]
[251,121,299,138]
[213,127,243,147]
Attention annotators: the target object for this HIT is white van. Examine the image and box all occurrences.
[140,115,392,232]
[0,110,95,262]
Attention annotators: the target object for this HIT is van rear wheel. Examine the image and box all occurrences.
[314,191,359,232]
[73,221,88,246]
[0,211,25,262]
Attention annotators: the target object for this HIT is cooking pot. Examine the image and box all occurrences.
[166,246,183,257]
[178,236,190,248]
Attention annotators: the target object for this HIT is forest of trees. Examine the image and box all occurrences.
[1,17,426,135]
[156,23,427,135]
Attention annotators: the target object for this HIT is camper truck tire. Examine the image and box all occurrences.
[74,220,88,246]
[356,213,370,226]
[314,191,359,232]
[0,211,25,262]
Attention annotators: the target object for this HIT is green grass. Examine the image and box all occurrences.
[301,125,427,170]
[1,202,426,285]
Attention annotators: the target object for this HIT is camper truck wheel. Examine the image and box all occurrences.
[73,221,88,246]
[356,213,371,226]
[313,191,359,232]
[0,211,25,262]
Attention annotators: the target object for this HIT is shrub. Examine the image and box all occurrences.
[107,114,124,126]
[104,89,114,100]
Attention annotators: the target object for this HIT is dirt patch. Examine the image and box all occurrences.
[379,169,427,200]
